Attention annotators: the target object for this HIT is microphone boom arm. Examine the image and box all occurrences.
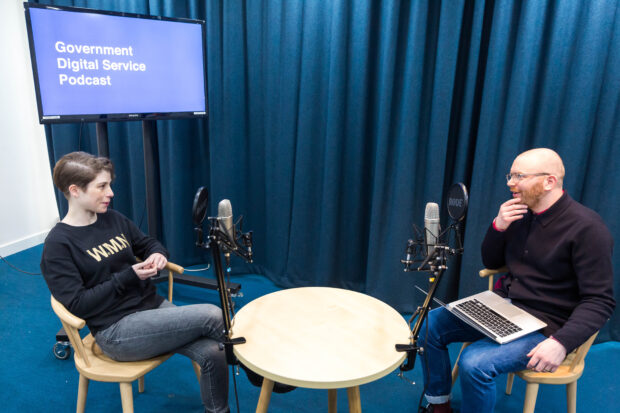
[194,216,254,365]
[396,246,449,371]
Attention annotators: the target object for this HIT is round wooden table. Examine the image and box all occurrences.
[231,287,411,412]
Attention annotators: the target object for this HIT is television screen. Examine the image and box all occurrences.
[24,3,207,123]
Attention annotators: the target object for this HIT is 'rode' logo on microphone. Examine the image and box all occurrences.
[448,197,463,207]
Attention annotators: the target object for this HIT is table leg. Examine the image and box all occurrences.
[256,378,274,413]
[328,389,337,413]
[347,386,361,413]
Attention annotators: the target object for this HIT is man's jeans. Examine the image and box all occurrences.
[96,300,229,413]
[419,307,546,413]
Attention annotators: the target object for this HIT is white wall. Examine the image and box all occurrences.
[0,0,59,257]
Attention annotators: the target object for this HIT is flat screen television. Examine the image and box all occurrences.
[24,3,207,124]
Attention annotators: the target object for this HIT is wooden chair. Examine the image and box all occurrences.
[51,262,201,413]
[506,331,598,413]
[451,267,599,413]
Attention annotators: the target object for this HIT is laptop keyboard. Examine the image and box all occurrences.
[456,299,522,337]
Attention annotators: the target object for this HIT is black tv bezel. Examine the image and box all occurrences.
[23,2,208,124]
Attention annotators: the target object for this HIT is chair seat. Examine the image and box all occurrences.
[74,334,172,383]
[515,362,585,385]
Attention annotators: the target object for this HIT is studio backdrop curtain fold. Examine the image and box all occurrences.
[205,0,477,309]
[40,0,619,342]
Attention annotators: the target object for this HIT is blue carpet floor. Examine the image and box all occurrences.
[1,244,618,412]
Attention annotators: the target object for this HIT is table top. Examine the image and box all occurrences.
[231,287,411,389]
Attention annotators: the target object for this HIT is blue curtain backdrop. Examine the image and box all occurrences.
[38,0,619,343]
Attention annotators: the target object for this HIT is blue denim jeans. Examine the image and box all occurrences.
[419,307,546,413]
[95,300,229,413]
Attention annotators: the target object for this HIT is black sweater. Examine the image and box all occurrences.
[41,209,168,335]
[482,192,615,352]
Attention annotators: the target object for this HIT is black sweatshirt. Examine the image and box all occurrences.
[481,192,615,353]
[40,209,167,335]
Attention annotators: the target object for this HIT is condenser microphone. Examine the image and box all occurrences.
[217,199,235,265]
[424,202,440,256]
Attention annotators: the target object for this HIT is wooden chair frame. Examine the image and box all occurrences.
[50,261,200,413]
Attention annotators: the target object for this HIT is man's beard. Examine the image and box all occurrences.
[520,180,546,209]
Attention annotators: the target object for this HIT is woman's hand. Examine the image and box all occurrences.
[143,252,168,271]
[132,261,159,280]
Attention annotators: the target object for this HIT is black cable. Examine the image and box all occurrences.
[0,254,41,275]
[225,266,237,318]
[231,364,241,413]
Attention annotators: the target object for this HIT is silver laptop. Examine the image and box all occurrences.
[445,290,547,344]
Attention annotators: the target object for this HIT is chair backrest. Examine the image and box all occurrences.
[49,261,184,365]
[479,266,508,291]
[164,261,184,302]
[50,295,92,368]
[134,259,184,303]
[567,331,598,372]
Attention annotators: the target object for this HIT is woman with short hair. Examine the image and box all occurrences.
[41,151,229,413]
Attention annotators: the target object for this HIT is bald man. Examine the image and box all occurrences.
[418,149,615,413]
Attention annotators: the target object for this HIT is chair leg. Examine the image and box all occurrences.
[192,360,201,383]
[451,364,460,387]
[138,376,145,393]
[567,381,577,413]
[522,382,539,413]
[505,372,515,395]
[119,382,134,413]
[451,342,471,387]
[76,374,89,413]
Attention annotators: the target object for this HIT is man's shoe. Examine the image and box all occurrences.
[419,404,454,413]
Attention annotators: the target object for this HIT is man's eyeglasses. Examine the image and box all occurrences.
[505,172,550,183]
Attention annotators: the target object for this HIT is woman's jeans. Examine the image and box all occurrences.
[95,300,229,413]
[419,307,546,413]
